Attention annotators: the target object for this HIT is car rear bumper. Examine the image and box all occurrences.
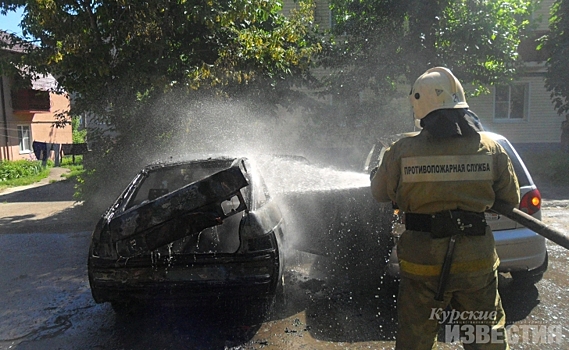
[89,252,280,303]
[493,227,547,272]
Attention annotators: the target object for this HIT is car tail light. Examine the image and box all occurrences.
[519,189,541,215]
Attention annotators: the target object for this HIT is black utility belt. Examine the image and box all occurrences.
[405,211,487,238]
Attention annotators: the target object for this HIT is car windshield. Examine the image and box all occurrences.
[126,159,235,210]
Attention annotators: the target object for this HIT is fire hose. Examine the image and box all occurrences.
[491,200,569,250]
[434,201,569,301]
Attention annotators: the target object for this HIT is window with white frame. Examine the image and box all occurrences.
[494,83,529,120]
[18,125,32,153]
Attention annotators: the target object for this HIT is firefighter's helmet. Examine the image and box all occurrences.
[409,67,469,119]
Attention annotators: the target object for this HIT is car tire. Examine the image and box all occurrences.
[111,300,141,316]
[380,271,400,300]
[274,274,287,309]
[510,251,548,285]
[331,205,394,285]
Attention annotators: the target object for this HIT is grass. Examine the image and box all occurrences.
[0,155,84,192]
[0,166,51,191]
[60,155,84,179]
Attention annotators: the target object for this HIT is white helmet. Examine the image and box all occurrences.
[409,67,469,120]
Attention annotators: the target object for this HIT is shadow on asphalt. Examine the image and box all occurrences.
[499,276,541,324]
[0,178,76,203]
[0,179,99,234]
[299,256,399,343]
[89,263,401,348]
[104,303,266,349]
[0,204,98,234]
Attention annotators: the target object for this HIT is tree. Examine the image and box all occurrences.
[1,0,322,207]
[2,0,320,123]
[542,0,569,116]
[314,0,533,143]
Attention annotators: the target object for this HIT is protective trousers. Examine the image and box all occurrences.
[395,270,509,350]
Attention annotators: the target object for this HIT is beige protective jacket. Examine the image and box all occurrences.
[370,131,520,280]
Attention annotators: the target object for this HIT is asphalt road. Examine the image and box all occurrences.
[0,168,98,234]
[1,170,569,349]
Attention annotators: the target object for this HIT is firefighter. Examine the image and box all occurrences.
[371,67,519,350]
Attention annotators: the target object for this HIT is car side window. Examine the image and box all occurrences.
[497,140,531,187]
[251,171,270,209]
[256,181,270,208]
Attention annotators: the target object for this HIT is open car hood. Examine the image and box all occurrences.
[109,164,249,257]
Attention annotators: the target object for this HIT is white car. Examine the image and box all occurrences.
[365,131,548,285]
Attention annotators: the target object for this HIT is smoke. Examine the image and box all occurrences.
[136,94,387,267]
[242,154,393,288]
[84,94,313,212]
[120,90,405,170]
[84,90,394,282]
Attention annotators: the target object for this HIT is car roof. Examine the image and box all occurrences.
[380,130,506,145]
[142,157,239,172]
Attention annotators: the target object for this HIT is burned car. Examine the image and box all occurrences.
[88,157,286,312]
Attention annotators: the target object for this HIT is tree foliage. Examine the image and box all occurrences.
[2,0,321,123]
[1,0,537,206]
[324,0,533,88]
[1,0,322,207]
[315,0,533,139]
[1,0,535,138]
[542,0,569,116]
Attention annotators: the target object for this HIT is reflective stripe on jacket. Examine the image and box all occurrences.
[399,257,498,276]
[397,226,500,280]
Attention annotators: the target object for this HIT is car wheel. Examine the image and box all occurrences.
[274,274,287,311]
[111,300,141,316]
[380,272,400,301]
[510,251,548,285]
[334,209,394,283]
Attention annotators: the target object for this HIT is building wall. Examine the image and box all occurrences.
[533,0,554,31]
[468,0,561,145]
[282,0,331,29]
[468,75,562,144]
[1,76,72,162]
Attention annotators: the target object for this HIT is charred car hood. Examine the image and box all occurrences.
[108,164,249,257]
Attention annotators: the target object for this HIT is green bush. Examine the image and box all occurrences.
[0,160,44,182]
[72,116,87,144]
[61,154,83,166]
[519,149,569,186]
